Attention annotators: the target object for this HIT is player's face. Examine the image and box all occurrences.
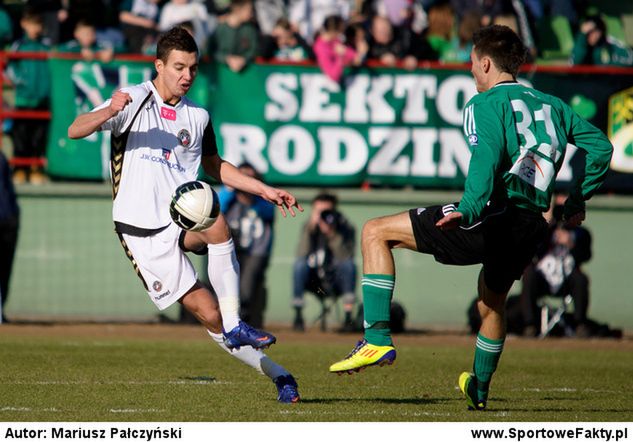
[155,49,198,100]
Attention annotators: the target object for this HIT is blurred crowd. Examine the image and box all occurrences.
[0,0,631,71]
[0,0,632,184]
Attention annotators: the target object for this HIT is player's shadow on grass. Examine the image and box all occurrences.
[179,376,217,383]
[299,397,453,405]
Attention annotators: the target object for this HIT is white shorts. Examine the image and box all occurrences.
[119,222,198,310]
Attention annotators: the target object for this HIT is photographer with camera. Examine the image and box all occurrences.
[520,193,592,337]
[292,192,357,331]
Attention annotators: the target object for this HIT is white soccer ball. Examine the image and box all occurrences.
[169,180,220,232]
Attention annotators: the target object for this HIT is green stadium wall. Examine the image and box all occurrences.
[5,185,633,332]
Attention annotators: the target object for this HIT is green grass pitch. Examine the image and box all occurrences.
[0,324,631,422]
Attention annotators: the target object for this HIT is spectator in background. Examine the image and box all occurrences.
[26,0,68,45]
[57,20,114,62]
[159,0,212,52]
[424,1,455,61]
[571,15,633,67]
[344,21,368,60]
[254,0,286,36]
[442,10,481,63]
[0,150,19,323]
[400,26,439,69]
[372,0,427,34]
[0,6,12,48]
[288,0,353,43]
[520,194,593,338]
[63,0,108,42]
[218,163,275,329]
[366,14,405,67]
[211,0,259,72]
[119,0,160,54]
[262,17,313,61]
[313,15,367,83]
[6,8,51,185]
[292,192,357,332]
[450,0,536,61]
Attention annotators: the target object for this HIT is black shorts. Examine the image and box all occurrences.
[409,202,548,293]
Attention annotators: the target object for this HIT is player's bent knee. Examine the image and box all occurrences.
[361,218,384,245]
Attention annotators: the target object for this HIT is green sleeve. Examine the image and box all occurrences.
[458,100,505,225]
[564,105,613,218]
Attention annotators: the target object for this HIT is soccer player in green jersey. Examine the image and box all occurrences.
[329,25,614,410]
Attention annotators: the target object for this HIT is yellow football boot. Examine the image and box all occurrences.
[329,339,396,374]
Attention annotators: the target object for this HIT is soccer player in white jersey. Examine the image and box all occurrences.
[68,27,303,403]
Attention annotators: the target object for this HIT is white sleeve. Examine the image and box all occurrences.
[93,98,132,137]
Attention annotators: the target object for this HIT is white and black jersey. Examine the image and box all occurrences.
[94,80,218,233]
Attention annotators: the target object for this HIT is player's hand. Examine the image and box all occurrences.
[564,211,585,228]
[109,90,132,117]
[261,187,304,218]
[436,211,462,231]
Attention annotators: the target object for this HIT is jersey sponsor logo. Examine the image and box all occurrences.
[152,280,163,292]
[509,150,555,191]
[140,153,186,172]
[154,290,172,301]
[468,134,478,146]
[178,129,191,148]
[160,107,176,121]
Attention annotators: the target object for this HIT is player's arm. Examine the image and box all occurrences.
[564,105,613,221]
[68,90,132,139]
[202,154,303,217]
[199,121,303,217]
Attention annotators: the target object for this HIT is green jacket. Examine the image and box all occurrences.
[571,34,633,66]
[459,82,613,225]
[211,21,258,65]
[7,37,51,108]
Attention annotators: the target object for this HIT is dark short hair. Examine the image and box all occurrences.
[322,15,344,32]
[313,192,338,206]
[230,0,253,10]
[75,19,96,30]
[156,26,198,62]
[472,25,527,77]
[21,7,43,25]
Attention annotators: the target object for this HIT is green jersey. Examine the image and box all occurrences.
[7,36,51,108]
[458,82,613,226]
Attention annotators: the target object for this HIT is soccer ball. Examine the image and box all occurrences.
[169,180,220,232]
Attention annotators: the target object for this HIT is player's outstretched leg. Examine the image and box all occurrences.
[209,331,299,403]
[330,213,416,374]
[329,338,396,374]
[222,320,276,350]
[329,274,397,374]
[207,239,276,349]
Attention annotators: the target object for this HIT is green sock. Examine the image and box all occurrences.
[362,274,395,346]
[473,333,505,403]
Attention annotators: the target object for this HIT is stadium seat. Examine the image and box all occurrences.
[620,14,633,47]
[536,16,574,63]
[603,14,627,43]
[538,294,574,338]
